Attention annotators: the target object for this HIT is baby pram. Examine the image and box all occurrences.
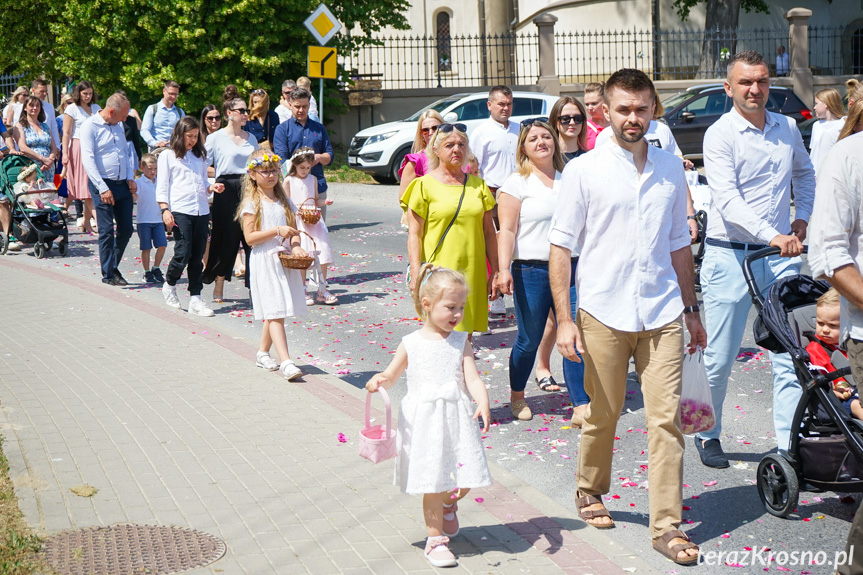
[743,247,863,518]
[0,155,68,258]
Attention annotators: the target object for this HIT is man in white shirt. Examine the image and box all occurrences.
[471,85,519,315]
[549,68,705,565]
[274,79,296,124]
[697,50,815,468]
[808,131,863,575]
[30,79,61,149]
[775,45,790,77]
[80,92,138,287]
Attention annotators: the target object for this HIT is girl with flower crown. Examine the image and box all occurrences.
[235,150,308,380]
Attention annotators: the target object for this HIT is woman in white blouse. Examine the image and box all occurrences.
[494,118,589,425]
[157,117,224,316]
[62,81,102,234]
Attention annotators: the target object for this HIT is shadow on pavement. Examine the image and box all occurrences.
[331,270,403,286]
[327,221,382,232]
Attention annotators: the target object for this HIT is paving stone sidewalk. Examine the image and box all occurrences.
[0,260,659,574]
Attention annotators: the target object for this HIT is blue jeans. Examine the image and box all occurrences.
[510,260,588,407]
[90,179,133,281]
[697,244,802,450]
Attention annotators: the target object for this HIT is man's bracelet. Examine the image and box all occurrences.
[683,305,700,314]
[161,208,170,214]
[686,215,698,221]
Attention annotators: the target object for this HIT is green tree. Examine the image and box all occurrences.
[672,0,770,77]
[0,0,408,114]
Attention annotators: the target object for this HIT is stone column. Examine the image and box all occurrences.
[534,13,560,95]
[786,8,813,106]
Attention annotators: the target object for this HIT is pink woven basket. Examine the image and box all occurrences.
[359,388,397,463]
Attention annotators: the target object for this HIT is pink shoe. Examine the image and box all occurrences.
[442,501,459,537]
[424,536,456,567]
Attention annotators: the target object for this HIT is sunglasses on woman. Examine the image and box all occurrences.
[437,123,467,134]
[558,114,585,125]
[205,114,221,121]
[520,117,549,128]
[421,125,441,136]
[231,108,249,115]
[251,89,266,95]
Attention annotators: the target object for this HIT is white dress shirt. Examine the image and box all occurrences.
[595,120,683,155]
[548,142,690,332]
[155,149,210,216]
[809,117,844,180]
[809,132,863,341]
[776,52,790,76]
[274,104,292,124]
[703,108,815,245]
[471,118,519,188]
[79,113,136,194]
[40,98,61,148]
[498,170,561,261]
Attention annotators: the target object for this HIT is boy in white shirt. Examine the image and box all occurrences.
[135,154,166,283]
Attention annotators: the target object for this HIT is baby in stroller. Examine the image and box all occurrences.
[13,164,57,209]
[806,288,862,420]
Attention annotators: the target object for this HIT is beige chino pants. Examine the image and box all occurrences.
[576,310,685,539]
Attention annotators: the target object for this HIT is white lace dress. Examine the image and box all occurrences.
[395,330,492,494]
[242,199,308,321]
[285,174,334,265]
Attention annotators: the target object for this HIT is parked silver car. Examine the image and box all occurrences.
[348,91,560,183]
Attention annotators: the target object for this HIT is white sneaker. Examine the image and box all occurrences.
[7,241,20,252]
[188,298,215,317]
[281,360,302,381]
[489,296,506,315]
[256,351,279,371]
[162,283,181,309]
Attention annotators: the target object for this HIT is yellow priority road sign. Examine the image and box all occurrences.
[308,46,337,79]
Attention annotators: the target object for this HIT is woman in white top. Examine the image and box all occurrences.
[3,86,28,128]
[62,81,102,234]
[494,118,588,425]
[156,117,225,316]
[202,96,258,301]
[809,88,846,179]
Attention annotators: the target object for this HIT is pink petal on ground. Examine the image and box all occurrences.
[337,433,348,443]
[703,480,718,486]
[475,497,484,503]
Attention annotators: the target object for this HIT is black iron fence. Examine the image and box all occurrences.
[554,27,790,81]
[342,24,855,90]
[341,33,539,90]
[0,73,25,97]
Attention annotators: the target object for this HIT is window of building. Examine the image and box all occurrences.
[437,12,452,72]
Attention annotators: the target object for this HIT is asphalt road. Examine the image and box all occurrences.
[7,181,857,574]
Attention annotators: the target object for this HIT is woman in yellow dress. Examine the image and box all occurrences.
[402,123,499,334]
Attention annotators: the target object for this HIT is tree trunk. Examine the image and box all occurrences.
[698,0,740,78]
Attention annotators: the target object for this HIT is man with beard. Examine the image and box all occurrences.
[548,68,705,565]
[695,50,815,468]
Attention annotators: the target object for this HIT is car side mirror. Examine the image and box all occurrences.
[443,112,458,123]
[680,111,696,124]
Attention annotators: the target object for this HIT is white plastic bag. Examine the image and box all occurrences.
[680,350,716,435]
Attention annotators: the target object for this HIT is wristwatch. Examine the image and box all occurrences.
[686,215,698,221]
[161,208,170,213]
[683,305,700,314]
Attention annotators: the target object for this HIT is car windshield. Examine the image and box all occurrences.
[405,97,462,121]
[662,92,693,110]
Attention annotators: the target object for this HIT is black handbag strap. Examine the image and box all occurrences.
[427,174,467,263]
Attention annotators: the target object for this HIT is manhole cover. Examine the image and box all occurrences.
[42,524,226,575]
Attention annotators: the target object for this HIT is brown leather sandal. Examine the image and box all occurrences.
[652,529,699,565]
[575,491,615,529]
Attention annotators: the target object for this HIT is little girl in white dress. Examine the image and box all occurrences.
[283,147,336,305]
[237,150,307,380]
[366,264,492,568]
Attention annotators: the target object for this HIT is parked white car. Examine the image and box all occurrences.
[347,91,560,183]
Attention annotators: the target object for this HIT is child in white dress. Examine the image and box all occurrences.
[283,147,337,305]
[236,150,308,380]
[366,264,492,568]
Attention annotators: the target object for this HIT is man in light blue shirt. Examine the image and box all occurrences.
[141,80,184,150]
[697,50,815,468]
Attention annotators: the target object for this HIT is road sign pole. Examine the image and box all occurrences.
[319,78,324,124]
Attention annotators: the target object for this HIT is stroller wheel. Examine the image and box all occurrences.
[33,242,45,259]
[757,453,799,518]
[0,231,7,256]
[58,239,68,256]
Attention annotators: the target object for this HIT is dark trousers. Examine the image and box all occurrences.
[166,213,209,296]
[89,179,133,281]
[202,175,250,287]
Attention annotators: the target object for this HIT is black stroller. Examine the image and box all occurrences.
[743,247,863,517]
[0,155,68,258]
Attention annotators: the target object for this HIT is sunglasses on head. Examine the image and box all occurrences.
[421,125,440,136]
[438,123,467,134]
[231,108,249,115]
[520,117,549,128]
[251,89,266,95]
[558,114,585,125]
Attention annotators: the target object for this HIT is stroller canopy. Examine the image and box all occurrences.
[754,275,831,361]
